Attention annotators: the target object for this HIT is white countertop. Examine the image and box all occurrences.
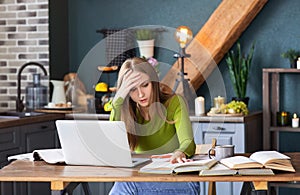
[66,111,262,123]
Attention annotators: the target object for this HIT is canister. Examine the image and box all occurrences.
[214,96,225,108]
[25,74,48,111]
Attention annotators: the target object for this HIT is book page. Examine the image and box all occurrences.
[7,148,65,164]
[33,149,65,164]
[7,152,34,162]
[220,156,263,169]
[238,168,274,175]
[200,164,274,176]
[139,160,177,174]
[264,161,295,172]
[199,163,237,176]
[139,159,217,174]
[250,151,290,165]
[173,159,217,173]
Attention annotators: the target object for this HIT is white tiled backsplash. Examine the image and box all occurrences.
[0,0,49,110]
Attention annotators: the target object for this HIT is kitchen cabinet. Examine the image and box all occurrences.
[0,120,60,195]
[0,126,21,167]
[192,112,262,195]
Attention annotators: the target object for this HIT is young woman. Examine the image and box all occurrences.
[109,57,199,195]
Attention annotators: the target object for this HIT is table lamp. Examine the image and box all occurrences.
[173,26,196,114]
[173,26,193,91]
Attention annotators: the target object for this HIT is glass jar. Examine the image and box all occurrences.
[25,73,48,111]
[276,111,290,126]
[213,96,225,108]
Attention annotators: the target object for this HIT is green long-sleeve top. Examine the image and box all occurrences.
[110,95,195,157]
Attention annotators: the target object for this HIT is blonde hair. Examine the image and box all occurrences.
[117,57,174,150]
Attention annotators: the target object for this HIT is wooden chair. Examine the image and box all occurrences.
[195,139,217,195]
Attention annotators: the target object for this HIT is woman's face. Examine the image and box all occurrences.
[129,71,153,107]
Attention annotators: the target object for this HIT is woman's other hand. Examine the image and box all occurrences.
[170,151,192,164]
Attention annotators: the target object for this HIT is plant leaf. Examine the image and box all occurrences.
[226,41,255,98]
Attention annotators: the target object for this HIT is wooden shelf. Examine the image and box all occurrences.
[263,68,300,150]
[269,126,300,132]
[263,68,300,73]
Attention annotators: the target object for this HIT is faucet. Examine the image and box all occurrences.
[16,62,48,112]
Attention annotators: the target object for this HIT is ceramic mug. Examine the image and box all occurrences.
[208,145,235,161]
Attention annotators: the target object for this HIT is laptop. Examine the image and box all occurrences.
[55,120,149,167]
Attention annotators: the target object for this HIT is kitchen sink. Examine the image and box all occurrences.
[0,111,45,118]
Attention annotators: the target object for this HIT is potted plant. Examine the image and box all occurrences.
[281,49,300,68]
[136,29,154,40]
[135,28,155,59]
[226,42,255,105]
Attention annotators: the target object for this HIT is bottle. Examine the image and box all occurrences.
[297,57,300,69]
[25,73,48,111]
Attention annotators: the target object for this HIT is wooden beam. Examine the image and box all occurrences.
[162,0,268,91]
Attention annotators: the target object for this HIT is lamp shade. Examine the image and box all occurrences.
[175,26,193,48]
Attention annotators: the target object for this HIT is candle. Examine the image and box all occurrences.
[292,113,299,128]
[195,96,205,116]
[214,96,225,109]
[276,111,290,126]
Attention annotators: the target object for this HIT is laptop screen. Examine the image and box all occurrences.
[56,120,141,167]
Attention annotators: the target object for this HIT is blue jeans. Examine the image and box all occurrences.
[109,182,200,195]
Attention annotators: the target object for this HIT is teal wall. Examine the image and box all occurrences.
[68,0,217,69]
[67,0,300,112]
[66,0,300,154]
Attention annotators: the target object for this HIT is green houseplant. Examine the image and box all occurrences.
[135,29,154,40]
[135,29,155,58]
[226,42,255,105]
[281,49,300,68]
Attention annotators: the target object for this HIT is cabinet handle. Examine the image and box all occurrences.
[212,126,225,130]
[40,125,48,129]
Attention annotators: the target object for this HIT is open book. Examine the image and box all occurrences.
[7,149,65,164]
[199,163,274,176]
[139,158,217,174]
[219,151,295,172]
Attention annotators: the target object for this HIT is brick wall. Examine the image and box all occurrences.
[0,0,49,111]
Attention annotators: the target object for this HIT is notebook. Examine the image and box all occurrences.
[55,120,149,167]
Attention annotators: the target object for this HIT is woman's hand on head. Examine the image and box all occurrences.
[170,151,192,164]
[114,70,141,100]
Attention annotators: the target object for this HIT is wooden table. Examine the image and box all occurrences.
[0,153,300,195]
